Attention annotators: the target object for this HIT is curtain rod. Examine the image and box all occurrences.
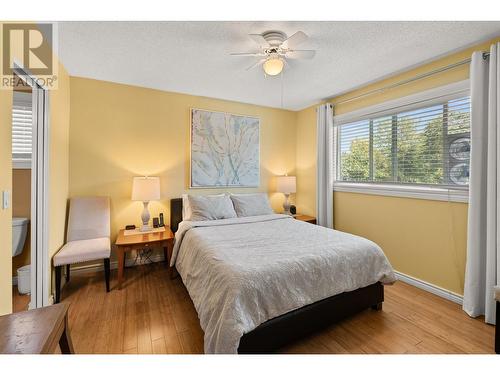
[332,51,490,106]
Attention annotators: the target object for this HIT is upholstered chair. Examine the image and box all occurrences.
[53,196,111,303]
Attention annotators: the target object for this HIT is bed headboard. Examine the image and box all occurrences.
[170,198,183,233]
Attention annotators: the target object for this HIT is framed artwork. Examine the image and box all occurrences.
[190,109,260,188]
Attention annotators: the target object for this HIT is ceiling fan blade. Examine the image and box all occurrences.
[283,59,291,70]
[281,31,308,49]
[246,58,266,71]
[230,52,266,56]
[249,34,270,48]
[230,52,265,56]
[286,50,316,59]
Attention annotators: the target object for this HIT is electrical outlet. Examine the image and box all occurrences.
[2,190,10,209]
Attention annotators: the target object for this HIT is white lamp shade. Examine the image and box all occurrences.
[276,176,296,194]
[131,176,160,201]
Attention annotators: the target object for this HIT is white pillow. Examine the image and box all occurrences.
[182,193,224,220]
[187,194,237,221]
[230,193,274,217]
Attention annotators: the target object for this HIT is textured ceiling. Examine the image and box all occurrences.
[57,21,500,110]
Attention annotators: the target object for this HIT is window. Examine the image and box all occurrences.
[12,91,33,168]
[336,96,471,189]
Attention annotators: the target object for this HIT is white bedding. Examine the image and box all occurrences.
[171,214,396,353]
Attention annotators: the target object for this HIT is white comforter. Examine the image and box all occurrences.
[171,214,396,354]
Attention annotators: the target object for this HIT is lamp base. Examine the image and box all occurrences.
[140,201,151,232]
[283,193,292,215]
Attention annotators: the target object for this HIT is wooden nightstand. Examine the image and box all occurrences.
[115,227,174,289]
[294,214,317,224]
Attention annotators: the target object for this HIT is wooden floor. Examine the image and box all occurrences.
[23,262,494,354]
[12,286,30,313]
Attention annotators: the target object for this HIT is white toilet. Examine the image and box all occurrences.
[12,217,29,257]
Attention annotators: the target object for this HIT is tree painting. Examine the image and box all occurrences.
[191,109,260,187]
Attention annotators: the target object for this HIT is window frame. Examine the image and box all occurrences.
[332,80,470,203]
[12,91,33,169]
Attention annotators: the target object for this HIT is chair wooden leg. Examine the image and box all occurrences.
[65,264,70,282]
[104,258,110,292]
[55,265,62,303]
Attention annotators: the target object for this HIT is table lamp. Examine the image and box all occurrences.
[276,175,296,215]
[132,176,160,231]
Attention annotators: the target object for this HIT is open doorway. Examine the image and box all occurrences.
[11,85,32,312]
[10,68,50,311]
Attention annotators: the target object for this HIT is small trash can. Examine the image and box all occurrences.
[17,265,31,295]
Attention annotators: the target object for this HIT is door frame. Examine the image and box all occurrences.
[12,64,50,309]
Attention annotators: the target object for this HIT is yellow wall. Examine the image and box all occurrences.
[68,77,297,243]
[0,89,13,314]
[48,64,70,297]
[296,36,500,295]
[334,193,468,294]
[12,169,31,275]
[295,105,317,216]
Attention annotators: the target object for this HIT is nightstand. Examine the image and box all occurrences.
[293,214,317,224]
[115,227,174,289]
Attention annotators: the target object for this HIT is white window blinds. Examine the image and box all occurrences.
[337,96,471,187]
[12,92,33,164]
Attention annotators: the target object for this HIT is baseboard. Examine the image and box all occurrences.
[71,252,166,275]
[395,271,463,305]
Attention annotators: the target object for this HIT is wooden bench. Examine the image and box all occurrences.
[0,303,74,354]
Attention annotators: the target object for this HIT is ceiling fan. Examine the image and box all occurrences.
[231,30,316,76]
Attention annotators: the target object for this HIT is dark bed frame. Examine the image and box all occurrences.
[170,198,384,353]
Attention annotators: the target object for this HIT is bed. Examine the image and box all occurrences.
[169,198,396,354]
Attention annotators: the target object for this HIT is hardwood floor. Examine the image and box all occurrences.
[40,262,494,354]
[12,286,30,313]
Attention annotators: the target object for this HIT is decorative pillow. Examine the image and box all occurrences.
[230,193,274,217]
[187,194,237,221]
[182,193,224,220]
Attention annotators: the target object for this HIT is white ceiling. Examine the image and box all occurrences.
[57,21,500,111]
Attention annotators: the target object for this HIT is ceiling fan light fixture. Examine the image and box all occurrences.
[263,57,284,76]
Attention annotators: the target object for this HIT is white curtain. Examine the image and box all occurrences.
[463,43,500,324]
[316,103,334,228]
